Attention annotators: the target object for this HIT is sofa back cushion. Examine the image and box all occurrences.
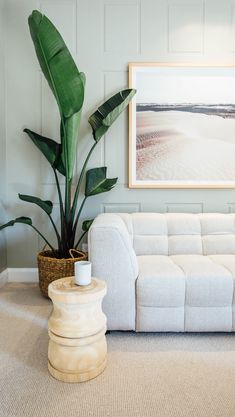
[200,214,235,255]
[132,213,168,255]
[118,213,235,256]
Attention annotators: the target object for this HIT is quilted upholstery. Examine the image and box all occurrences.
[89,213,235,331]
[130,212,235,256]
[137,255,185,331]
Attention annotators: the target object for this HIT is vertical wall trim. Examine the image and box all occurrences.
[202,0,206,54]
[103,3,107,53]
[75,0,78,55]
[167,3,170,53]
[138,0,141,54]
[231,2,235,52]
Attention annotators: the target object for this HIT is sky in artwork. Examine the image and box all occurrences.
[133,66,235,104]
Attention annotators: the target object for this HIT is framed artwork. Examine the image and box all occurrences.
[129,63,235,188]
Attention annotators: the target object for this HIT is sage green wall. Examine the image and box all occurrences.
[5,0,235,267]
[0,0,7,272]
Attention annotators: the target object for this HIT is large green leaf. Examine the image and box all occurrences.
[88,89,136,142]
[24,128,65,176]
[0,217,32,231]
[18,194,53,215]
[28,10,85,118]
[82,219,94,232]
[61,110,82,180]
[85,167,117,197]
[61,72,86,180]
[28,10,86,181]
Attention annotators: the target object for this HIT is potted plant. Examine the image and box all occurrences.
[0,10,136,297]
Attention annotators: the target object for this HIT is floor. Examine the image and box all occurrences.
[0,282,235,417]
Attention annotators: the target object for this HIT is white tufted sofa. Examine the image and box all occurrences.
[88,213,235,332]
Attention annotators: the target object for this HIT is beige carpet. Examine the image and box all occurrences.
[0,283,235,417]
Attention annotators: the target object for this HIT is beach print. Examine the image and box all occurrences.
[136,104,235,181]
[129,65,235,187]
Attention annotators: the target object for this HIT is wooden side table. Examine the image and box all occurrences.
[47,277,107,383]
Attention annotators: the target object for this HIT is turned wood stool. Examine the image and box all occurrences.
[47,277,107,383]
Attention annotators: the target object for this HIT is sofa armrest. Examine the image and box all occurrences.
[88,213,138,330]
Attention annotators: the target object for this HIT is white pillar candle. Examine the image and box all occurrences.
[74,261,92,286]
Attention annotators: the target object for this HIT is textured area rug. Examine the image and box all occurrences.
[0,283,235,417]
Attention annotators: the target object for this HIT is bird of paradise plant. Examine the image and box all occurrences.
[0,10,136,259]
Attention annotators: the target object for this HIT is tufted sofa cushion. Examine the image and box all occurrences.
[123,212,235,256]
[137,255,185,331]
[136,254,234,332]
[89,212,235,331]
[125,213,235,331]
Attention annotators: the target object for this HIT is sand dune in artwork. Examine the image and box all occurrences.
[136,110,235,181]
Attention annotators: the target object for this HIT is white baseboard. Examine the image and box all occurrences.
[7,268,38,283]
[0,269,8,287]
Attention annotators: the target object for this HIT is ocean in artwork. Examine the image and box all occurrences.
[136,104,235,182]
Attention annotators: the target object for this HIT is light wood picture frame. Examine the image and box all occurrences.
[129,63,235,188]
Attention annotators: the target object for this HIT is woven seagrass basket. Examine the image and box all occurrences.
[37,249,88,298]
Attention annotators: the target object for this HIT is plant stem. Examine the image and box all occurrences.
[70,142,97,223]
[73,196,87,237]
[48,214,61,249]
[74,230,86,249]
[31,225,55,252]
[61,117,71,223]
[65,177,71,220]
[53,168,65,254]
[54,169,64,218]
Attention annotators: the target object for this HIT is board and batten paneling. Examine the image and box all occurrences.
[4,0,235,266]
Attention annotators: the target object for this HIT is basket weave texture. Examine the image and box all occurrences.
[37,250,88,298]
